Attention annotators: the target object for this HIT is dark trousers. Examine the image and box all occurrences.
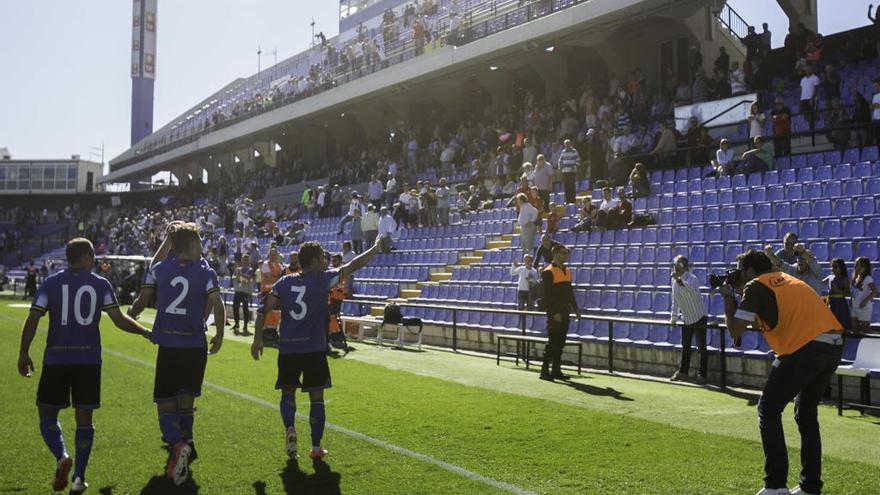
[537,190,551,212]
[774,135,791,157]
[679,316,708,377]
[232,291,250,328]
[540,314,569,376]
[562,172,576,204]
[352,239,363,253]
[757,340,843,492]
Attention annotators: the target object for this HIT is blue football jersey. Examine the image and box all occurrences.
[144,258,220,348]
[266,269,340,354]
[31,270,119,365]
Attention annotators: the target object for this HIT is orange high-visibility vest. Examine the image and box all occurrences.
[752,272,843,356]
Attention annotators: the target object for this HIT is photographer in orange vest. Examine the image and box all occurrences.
[260,246,283,333]
[722,250,843,495]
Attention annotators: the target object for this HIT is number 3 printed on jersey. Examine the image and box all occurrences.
[289,285,307,320]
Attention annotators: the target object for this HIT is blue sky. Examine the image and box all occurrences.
[0,1,868,166]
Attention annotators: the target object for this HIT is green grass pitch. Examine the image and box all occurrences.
[0,300,878,494]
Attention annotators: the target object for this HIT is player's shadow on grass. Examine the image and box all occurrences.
[138,474,200,495]
[564,379,634,401]
[253,457,341,495]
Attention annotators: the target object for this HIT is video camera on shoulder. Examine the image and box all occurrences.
[708,268,743,290]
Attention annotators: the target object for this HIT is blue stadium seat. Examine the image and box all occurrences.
[856,240,879,261]
[618,291,635,312]
[718,176,732,189]
[707,245,724,263]
[656,246,672,262]
[812,200,831,218]
[785,184,803,200]
[706,225,722,242]
[861,146,879,161]
[856,198,876,216]
[652,293,671,314]
[634,292,653,314]
[688,190,703,206]
[792,154,807,168]
[733,174,747,188]
[780,168,796,184]
[755,203,772,220]
[742,223,759,240]
[868,178,880,194]
[800,220,819,239]
[815,165,832,181]
[751,187,766,203]
[807,152,824,167]
[764,170,779,185]
[832,199,853,217]
[660,195,674,209]
[793,201,811,219]
[833,164,852,179]
[823,181,842,198]
[703,206,718,223]
[853,161,872,177]
[842,179,863,196]
[719,189,733,204]
[725,244,743,261]
[804,182,821,199]
[843,148,860,164]
[747,173,763,187]
[774,202,791,219]
[583,248,597,263]
[721,206,736,222]
[831,241,853,261]
[643,228,658,244]
[673,227,688,243]
[843,219,865,238]
[703,191,718,205]
[659,227,673,243]
[737,204,754,221]
[591,268,606,285]
[760,222,778,240]
[601,290,617,309]
[824,150,841,165]
[821,220,842,239]
[797,168,814,182]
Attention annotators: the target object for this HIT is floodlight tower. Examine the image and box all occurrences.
[130,0,157,146]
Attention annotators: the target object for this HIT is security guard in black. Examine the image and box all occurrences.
[540,244,580,381]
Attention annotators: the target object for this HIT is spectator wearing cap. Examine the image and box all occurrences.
[533,154,554,212]
[556,139,581,204]
[669,256,709,384]
[770,97,792,157]
[516,193,539,254]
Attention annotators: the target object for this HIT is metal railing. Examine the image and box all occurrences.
[714,2,751,41]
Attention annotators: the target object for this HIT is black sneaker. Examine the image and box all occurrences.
[187,440,198,465]
[539,373,554,382]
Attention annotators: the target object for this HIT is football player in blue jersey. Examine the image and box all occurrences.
[128,222,225,485]
[17,238,152,493]
[250,237,380,459]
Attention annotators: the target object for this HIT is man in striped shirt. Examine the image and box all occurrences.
[669,256,709,384]
[556,139,581,204]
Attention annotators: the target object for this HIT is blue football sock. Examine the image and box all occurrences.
[179,410,194,443]
[280,392,296,429]
[158,412,182,446]
[39,417,67,460]
[73,425,94,480]
[309,401,325,448]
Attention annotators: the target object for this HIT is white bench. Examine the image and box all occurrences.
[344,316,423,350]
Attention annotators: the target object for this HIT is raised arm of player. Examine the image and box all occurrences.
[339,236,381,281]
[106,307,152,340]
[17,309,43,377]
[208,290,225,354]
[250,294,279,361]
[150,221,184,268]
[128,286,154,320]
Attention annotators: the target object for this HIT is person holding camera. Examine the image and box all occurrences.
[721,250,843,495]
[764,244,823,295]
[539,245,580,382]
[669,256,709,384]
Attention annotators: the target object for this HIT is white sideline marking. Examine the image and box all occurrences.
[7,303,31,308]
[102,349,538,495]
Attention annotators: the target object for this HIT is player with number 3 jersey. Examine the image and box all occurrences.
[18,238,151,493]
[128,222,225,486]
[251,237,380,460]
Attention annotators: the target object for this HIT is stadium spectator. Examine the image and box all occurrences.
[556,139,581,204]
[361,204,379,248]
[545,203,558,234]
[539,244,580,382]
[770,97,792,157]
[713,46,729,77]
[368,175,384,208]
[851,83,873,147]
[710,138,735,177]
[723,249,843,495]
[824,258,852,331]
[533,154,553,211]
[747,102,766,147]
[872,77,880,145]
[435,178,451,226]
[729,61,747,95]
[516,193,539,254]
[669,256,709,384]
[596,187,621,230]
[349,209,364,254]
[616,187,633,227]
[851,257,877,332]
[377,206,396,253]
[24,261,37,299]
[824,97,850,150]
[571,200,598,233]
[738,136,774,175]
[534,234,563,266]
[764,244,823,294]
[585,129,607,183]
[775,232,801,264]
[232,254,255,336]
[649,121,677,168]
[510,255,539,311]
[800,65,821,124]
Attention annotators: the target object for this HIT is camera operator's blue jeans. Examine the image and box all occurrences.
[757,340,842,493]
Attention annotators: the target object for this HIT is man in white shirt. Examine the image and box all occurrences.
[596,187,621,229]
[510,255,539,310]
[532,154,554,211]
[522,138,538,167]
[669,256,709,384]
[435,178,451,226]
[385,173,398,208]
[516,193,539,254]
[361,204,379,247]
[799,65,820,124]
[377,206,397,253]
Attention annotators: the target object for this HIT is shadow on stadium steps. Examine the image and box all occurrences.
[562,380,633,402]
[136,473,201,494]
[253,458,341,495]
